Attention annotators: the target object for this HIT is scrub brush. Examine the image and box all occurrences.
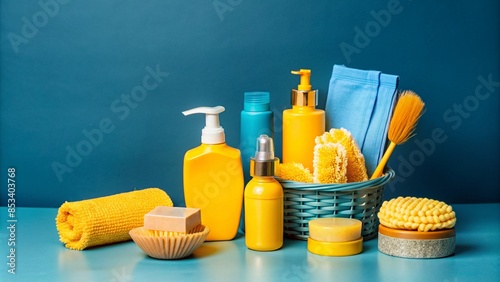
[370,90,425,179]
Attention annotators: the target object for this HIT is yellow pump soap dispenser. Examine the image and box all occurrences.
[182,106,244,241]
[282,69,325,172]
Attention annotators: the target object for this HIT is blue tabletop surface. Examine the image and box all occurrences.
[0,203,499,282]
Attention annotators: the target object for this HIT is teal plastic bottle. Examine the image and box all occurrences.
[240,92,274,185]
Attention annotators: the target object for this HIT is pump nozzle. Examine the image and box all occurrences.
[182,106,225,144]
[290,69,318,107]
[291,69,312,91]
[254,134,275,161]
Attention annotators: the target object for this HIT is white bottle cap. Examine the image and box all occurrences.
[182,106,225,144]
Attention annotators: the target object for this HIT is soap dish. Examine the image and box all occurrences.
[129,225,209,259]
[378,224,455,259]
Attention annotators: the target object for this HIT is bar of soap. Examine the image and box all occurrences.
[144,206,201,233]
[308,218,362,242]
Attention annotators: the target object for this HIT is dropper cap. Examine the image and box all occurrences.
[182,106,225,144]
[250,134,279,177]
[291,69,318,107]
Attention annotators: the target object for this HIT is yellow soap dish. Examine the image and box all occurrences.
[129,225,209,259]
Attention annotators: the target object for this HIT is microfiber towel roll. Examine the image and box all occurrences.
[325,65,399,176]
[56,188,173,250]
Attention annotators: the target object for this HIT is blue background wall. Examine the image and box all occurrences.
[1,0,499,207]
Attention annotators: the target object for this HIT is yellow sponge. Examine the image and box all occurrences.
[378,197,456,232]
[277,162,314,183]
[316,128,368,182]
[313,142,348,183]
[56,188,173,250]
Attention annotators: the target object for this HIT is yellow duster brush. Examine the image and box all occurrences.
[371,90,425,179]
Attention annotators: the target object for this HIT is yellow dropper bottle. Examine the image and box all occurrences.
[244,134,283,251]
[282,69,325,172]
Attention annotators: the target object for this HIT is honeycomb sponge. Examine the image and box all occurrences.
[277,162,314,183]
[378,197,456,232]
[312,142,348,184]
[316,128,368,182]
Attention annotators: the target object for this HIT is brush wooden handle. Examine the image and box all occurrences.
[370,141,396,179]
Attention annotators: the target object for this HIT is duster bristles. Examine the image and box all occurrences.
[388,90,425,144]
[370,90,425,179]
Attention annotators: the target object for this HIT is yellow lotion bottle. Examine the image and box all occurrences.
[182,106,244,241]
[282,69,325,171]
[245,134,283,251]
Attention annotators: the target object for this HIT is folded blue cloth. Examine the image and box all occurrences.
[325,65,399,176]
[363,73,399,175]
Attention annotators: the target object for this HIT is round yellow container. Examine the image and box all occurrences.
[307,218,363,256]
[307,237,363,256]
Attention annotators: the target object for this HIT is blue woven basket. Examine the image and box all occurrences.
[278,168,395,241]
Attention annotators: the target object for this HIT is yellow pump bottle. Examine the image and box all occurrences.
[282,69,325,172]
[183,106,244,241]
[245,134,283,251]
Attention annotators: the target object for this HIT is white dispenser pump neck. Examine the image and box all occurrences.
[182,106,226,144]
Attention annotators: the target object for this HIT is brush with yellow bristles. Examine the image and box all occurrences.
[371,90,425,179]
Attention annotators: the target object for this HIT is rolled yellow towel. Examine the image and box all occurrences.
[55,188,173,250]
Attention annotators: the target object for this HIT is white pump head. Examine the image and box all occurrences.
[182,106,225,144]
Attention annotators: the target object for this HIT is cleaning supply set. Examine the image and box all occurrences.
[275,67,397,242]
[54,64,450,263]
[274,65,444,261]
